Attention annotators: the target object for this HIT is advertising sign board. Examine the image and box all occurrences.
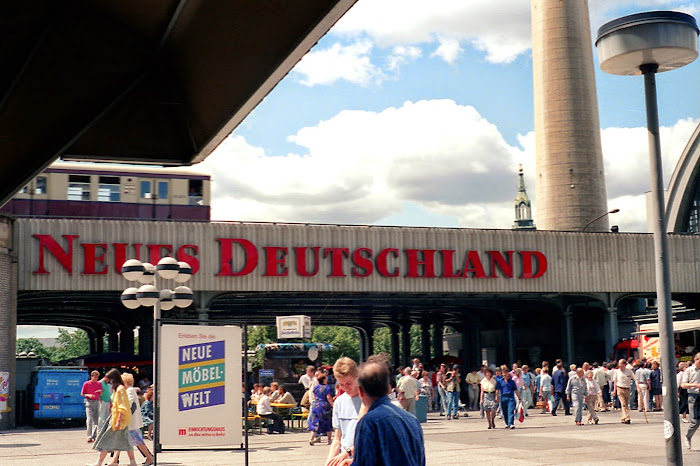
[160,325,242,447]
[276,315,311,339]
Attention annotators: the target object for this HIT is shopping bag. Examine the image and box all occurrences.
[547,399,553,413]
[516,402,525,423]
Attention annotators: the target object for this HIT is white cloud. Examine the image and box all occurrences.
[387,45,422,71]
[431,37,463,64]
[292,40,381,86]
[201,95,697,232]
[201,100,524,226]
[333,0,532,64]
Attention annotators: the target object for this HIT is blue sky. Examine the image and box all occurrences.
[19,0,700,340]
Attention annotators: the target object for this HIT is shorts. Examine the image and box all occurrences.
[128,428,145,446]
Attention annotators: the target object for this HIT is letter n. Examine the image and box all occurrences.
[33,234,78,275]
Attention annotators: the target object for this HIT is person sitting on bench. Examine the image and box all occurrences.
[257,386,285,434]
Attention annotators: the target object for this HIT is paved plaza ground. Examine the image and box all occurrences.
[1,408,699,465]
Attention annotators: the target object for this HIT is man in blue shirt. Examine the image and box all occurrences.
[353,354,425,466]
[551,362,571,416]
[496,370,521,428]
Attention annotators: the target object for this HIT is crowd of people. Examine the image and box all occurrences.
[78,352,700,466]
[80,369,154,466]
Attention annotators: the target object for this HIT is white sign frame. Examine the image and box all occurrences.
[276,315,311,339]
[159,324,242,448]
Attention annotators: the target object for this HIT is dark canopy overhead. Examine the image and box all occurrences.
[0,0,356,206]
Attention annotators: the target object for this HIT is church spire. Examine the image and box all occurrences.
[513,165,536,230]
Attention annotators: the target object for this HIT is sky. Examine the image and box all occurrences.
[18,0,700,340]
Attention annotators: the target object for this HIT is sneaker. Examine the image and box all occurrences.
[447,414,451,420]
[685,437,692,450]
[509,425,515,429]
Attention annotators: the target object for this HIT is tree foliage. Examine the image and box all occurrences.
[312,326,360,364]
[52,328,90,361]
[17,328,90,362]
[16,338,54,359]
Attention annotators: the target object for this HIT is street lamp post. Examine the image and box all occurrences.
[121,257,193,466]
[581,208,620,231]
[596,11,699,465]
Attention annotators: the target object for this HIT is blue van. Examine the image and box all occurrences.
[29,367,88,424]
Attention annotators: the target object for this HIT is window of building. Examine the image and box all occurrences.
[67,175,91,201]
[158,181,168,201]
[98,176,121,202]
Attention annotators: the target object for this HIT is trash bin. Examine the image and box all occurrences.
[415,395,428,423]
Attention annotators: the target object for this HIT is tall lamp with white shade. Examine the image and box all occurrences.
[121,257,194,465]
[596,11,698,465]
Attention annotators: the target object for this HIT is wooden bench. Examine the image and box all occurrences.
[243,414,264,434]
[290,412,309,431]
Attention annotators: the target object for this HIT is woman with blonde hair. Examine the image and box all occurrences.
[111,373,154,465]
[88,368,136,466]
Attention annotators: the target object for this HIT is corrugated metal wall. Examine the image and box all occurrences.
[14,218,700,294]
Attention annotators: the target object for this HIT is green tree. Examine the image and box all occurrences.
[312,326,360,364]
[246,326,277,369]
[16,338,54,359]
[52,328,90,361]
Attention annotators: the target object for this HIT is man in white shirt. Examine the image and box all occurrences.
[612,359,635,424]
[326,357,361,466]
[636,362,651,413]
[299,365,316,389]
[256,387,285,434]
[592,363,607,412]
[681,353,700,450]
[397,367,420,414]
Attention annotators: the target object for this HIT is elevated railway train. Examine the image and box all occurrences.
[1,162,210,221]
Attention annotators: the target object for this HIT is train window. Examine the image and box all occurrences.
[158,181,168,201]
[140,181,152,199]
[98,176,120,202]
[67,175,91,201]
[35,176,47,194]
[188,179,203,205]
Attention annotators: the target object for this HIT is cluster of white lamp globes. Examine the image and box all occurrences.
[120,257,193,310]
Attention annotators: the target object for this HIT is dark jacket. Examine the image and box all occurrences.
[553,369,568,393]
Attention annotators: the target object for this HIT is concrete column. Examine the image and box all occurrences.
[356,327,367,362]
[471,323,482,367]
[390,324,400,368]
[507,313,516,364]
[87,328,97,354]
[96,329,104,354]
[562,307,574,364]
[197,308,209,325]
[401,317,411,367]
[138,322,152,357]
[108,327,119,352]
[460,320,472,370]
[119,326,135,355]
[531,0,609,231]
[0,215,17,429]
[432,318,444,361]
[365,325,374,358]
[421,320,431,364]
[605,306,619,355]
